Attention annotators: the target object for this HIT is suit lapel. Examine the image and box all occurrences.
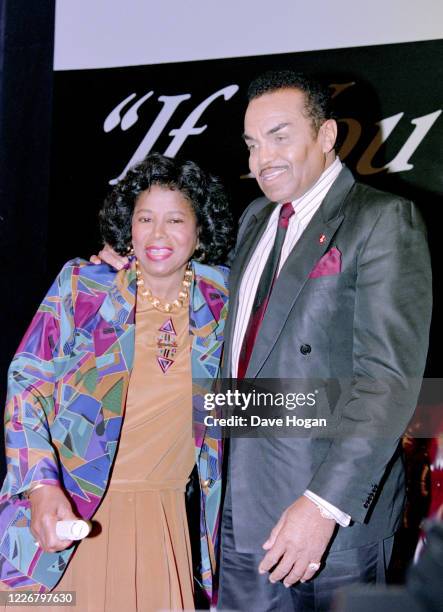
[246,213,342,377]
[223,201,276,375]
[246,167,355,378]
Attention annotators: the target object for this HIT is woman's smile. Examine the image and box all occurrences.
[145,245,174,261]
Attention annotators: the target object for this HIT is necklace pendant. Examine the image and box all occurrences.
[157,318,178,373]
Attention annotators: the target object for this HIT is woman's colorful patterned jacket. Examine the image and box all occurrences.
[0,259,228,603]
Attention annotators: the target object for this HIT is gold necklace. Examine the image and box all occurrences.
[135,260,193,312]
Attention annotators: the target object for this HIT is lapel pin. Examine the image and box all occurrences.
[319,234,326,244]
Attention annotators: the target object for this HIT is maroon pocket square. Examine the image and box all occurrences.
[309,247,341,278]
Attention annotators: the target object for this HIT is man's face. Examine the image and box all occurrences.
[244,88,336,203]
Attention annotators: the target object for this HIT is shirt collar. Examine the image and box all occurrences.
[290,157,343,213]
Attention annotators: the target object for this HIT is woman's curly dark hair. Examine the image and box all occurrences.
[99,152,233,264]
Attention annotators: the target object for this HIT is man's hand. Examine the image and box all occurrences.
[29,485,78,553]
[90,244,128,269]
[258,496,336,587]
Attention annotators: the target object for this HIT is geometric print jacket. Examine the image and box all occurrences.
[0,258,229,602]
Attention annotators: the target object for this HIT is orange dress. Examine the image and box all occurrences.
[45,294,196,611]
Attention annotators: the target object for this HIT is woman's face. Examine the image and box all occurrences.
[131,185,198,283]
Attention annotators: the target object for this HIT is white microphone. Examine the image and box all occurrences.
[56,520,91,541]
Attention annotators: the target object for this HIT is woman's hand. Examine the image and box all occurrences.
[29,485,78,552]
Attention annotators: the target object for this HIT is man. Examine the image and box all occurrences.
[216,71,432,611]
[94,70,432,611]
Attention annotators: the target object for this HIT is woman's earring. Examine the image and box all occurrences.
[194,240,206,262]
[127,245,134,256]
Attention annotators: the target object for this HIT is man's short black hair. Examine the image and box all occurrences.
[247,70,333,133]
[99,152,233,264]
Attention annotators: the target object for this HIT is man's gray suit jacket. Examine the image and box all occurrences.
[223,166,432,553]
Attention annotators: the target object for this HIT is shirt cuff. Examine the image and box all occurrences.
[304,490,351,527]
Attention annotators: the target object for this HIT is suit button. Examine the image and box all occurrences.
[300,344,311,355]
[363,502,369,508]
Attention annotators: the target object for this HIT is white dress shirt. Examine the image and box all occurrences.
[231,157,351,527]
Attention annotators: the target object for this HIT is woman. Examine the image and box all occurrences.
[0,153,232,610]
